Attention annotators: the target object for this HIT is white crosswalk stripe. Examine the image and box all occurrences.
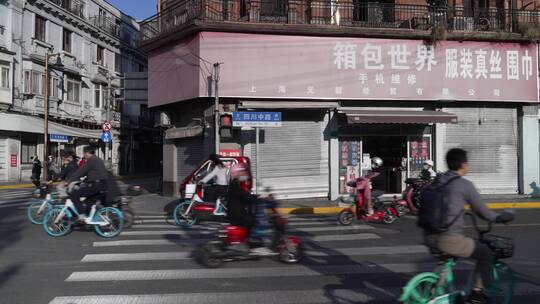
[48,282,540,304]
[81,245,429,262]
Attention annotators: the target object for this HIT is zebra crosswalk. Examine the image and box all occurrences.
[46,213,540,304]
[0,189,36,209]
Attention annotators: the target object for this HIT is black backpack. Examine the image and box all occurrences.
[417,176,462,232]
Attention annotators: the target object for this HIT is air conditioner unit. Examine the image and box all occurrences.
[160,111,171,127]
[452,16,474,31]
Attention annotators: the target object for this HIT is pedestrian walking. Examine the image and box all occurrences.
[30,155,42,187]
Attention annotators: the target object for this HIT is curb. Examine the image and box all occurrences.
[276,202,540,215]
[0,175,159,190]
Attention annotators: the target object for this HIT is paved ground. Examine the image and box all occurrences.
[1,189,540,303]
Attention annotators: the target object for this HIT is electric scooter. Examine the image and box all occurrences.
[338,172,399,225]
[197,198,302,268]
[393,177,433,217]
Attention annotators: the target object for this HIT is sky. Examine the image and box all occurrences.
[106,0,157,21]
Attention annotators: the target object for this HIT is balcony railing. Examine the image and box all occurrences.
[49,0,86,19]
[90,15,121,37]
[140,0,540,42]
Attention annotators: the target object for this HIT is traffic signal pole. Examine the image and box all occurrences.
[213,63,220,155]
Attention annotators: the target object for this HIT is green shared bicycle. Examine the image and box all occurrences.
[399,213,514,304]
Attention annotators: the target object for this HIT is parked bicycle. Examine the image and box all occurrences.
[399,212,514,304]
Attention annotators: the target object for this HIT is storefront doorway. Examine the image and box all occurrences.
[362,136,407,193]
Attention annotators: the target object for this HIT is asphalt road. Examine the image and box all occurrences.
[1,192,540,304]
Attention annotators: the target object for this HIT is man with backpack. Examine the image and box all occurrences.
[420,148,514,304]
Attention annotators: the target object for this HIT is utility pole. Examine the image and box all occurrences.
[43,54,49,181]
[106,75,111,161]
[43,52,63,181]
[213,63,220,154]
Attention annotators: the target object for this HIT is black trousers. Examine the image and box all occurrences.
[204,185,228,203]
[71,182,106,215]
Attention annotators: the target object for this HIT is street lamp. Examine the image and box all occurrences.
[43,52,64,181]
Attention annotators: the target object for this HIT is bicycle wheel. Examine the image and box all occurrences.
[94,207,124,238]
[488,261,513,304]
[27,201,52,224]
[399,272,443,304]
[173,201,197,228]
[42,206,73,237]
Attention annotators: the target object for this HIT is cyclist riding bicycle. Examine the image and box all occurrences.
[66,146,109,224]
[423,148,513,304]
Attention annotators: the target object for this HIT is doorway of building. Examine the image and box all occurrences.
[362,136,407,193]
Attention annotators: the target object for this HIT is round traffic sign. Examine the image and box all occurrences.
[102,121,112,132]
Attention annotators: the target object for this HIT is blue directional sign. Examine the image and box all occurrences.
[50,134,72,143]
[232,112,282,127]
[101,131,112,143]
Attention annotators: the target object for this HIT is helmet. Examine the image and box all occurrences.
[371,157,383,169]
[230,163,250,181]
[424,160,434,167]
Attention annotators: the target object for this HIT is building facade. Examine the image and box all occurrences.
[0,0,148,182]
[142,0,540,198]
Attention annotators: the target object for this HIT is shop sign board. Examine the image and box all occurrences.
[10,155,17,167]
[220,149,241,157]
[232,112,282,127]
[50,134,72,143]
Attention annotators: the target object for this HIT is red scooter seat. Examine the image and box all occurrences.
[226,226,249,244]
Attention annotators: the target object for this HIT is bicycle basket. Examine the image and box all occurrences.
[483,234,514,259]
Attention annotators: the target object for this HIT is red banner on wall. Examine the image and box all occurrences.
[10,155,17,167]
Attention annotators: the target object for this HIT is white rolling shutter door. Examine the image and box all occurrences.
[444,107,519,194]
[0,138,7,182]
[247,113,329,199]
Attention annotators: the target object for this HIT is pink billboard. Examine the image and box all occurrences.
[149,32,539,107]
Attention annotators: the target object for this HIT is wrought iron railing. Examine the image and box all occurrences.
[49,0,86,19]
[89,16,121,37]
[140,0,540,42]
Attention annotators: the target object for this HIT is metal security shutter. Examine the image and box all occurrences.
[444,107,518,194]
[249,113,329,199]
[176,137,205,182]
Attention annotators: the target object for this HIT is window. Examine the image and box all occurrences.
[94,83,106,108]
[24,71,31,93]
[35,15,46,42]
[114,53,122,73]
[21,142,37,164]
[97,45,105,65]
[31,71,42,94]
[66,76,81,103]
[51,77,60,98]
[1,65,9,89]
[62,29,72,53]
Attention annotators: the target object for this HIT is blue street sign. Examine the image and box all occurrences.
[101,132,112,143]
[50,134,72,143]
[232,112,282,127]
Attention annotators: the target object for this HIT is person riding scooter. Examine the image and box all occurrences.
[420,160,437,180]
[358,157,383,216]
[226,163,274,255]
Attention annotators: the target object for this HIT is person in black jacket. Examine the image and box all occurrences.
[30,156,42,187]
[58,152,79,181]
[67,146,109,221]
[226,163,255,229]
